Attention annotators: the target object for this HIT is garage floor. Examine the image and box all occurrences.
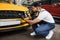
[0,24,60,40]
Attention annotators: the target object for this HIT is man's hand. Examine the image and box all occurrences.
[24,18,28,22]
[24,17,41,25]
[24,17,30,22]
[24,18,32,25]
[24,17,29,20]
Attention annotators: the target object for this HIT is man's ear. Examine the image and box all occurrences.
[37,7,41,12]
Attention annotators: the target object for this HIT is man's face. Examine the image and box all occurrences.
[31,6,37,12]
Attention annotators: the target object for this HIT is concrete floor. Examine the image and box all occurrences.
[0,24,60,40]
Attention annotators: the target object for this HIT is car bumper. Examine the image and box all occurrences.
[53,16,60,23]
[0,19,30,32]
[53,16,60,19]
[0,23,30,32]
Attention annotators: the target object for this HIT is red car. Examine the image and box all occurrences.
[41,4,60,23]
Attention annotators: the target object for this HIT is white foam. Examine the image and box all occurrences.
[0,21,21,26]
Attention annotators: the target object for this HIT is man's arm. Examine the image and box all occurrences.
[24,18,41,25]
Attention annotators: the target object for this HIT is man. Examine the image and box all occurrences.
[24,2,55,40]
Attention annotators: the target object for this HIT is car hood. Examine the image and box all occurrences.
[0,2,29,11]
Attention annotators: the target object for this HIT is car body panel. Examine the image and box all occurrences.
[0,2,28,11]
[41,5,60,17]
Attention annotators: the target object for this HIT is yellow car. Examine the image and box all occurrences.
[0,2,30,32]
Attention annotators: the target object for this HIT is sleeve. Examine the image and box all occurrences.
[37,11,47,20]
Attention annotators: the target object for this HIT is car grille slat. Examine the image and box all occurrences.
[0,11,23,19]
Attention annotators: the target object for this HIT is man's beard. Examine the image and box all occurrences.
[33,11,38,13]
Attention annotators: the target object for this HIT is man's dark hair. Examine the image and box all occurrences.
[31,1,41,7]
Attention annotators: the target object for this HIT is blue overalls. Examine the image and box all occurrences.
[31,13,55,37]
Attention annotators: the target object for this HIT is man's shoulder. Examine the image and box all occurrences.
[41,8,50,14]
[40,9,46,13]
